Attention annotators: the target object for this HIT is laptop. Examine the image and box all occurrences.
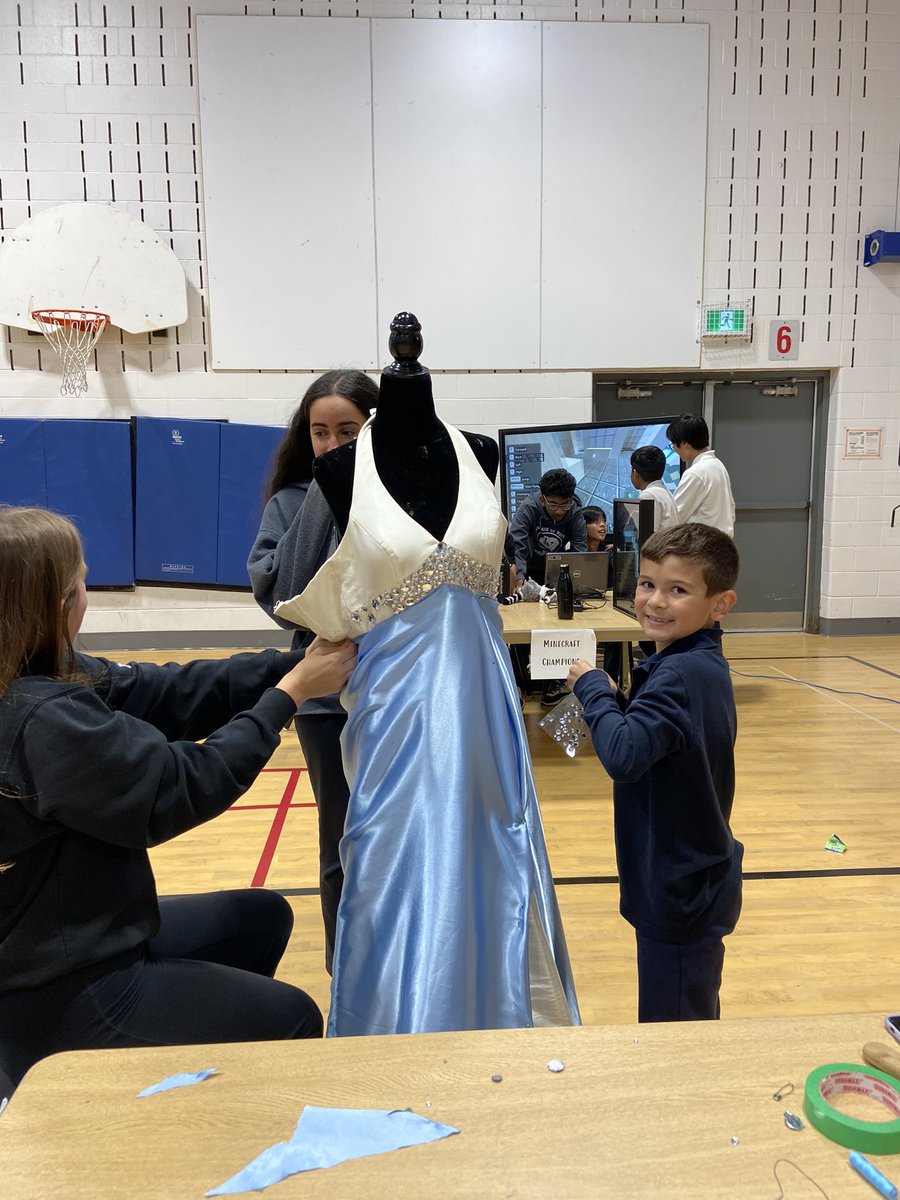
[544,551,610,598]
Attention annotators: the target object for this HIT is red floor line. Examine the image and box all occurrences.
[260,766,308,774]
[231,801,316,811]
[251,768,302,888]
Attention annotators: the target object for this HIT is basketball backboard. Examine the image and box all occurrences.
[0,203,187,334]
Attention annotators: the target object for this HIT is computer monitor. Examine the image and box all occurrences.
[612,497,655,617]
[498,417,681,521]
[544,551,610,597]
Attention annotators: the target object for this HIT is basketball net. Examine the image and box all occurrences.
[31,309,109,397]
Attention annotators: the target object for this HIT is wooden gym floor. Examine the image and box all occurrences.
[130,632,900,1027]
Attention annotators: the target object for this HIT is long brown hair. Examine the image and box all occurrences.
[265,370,378,500]
[0,507,85,697]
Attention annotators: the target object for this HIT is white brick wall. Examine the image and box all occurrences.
[1,0,899,633]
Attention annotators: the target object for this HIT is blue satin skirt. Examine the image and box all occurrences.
[327,585,580,1037]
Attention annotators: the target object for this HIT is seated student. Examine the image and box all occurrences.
[0,507,357,1098]
[567,524,742,1023]
[508,469,587,705]
[580,505,624,680]
[582,506,614,554]
[630,446,678,531]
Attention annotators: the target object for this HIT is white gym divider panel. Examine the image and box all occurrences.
[540,23,708,369]
[371,19,542,370]
[196,16,378,371]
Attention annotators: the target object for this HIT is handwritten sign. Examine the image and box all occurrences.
[529,629,597,680]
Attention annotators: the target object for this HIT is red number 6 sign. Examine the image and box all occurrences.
[769,320,799,361]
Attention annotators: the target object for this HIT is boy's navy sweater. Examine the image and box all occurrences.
[0,650,300,992]
[573,626,742,944]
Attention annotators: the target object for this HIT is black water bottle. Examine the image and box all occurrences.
[556,563,574,620]
[498,555,513,601]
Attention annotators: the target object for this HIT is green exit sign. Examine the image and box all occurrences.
[704,307,746,334]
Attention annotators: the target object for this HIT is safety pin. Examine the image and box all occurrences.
[773,1082,794,1101]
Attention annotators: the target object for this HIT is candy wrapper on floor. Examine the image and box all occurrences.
[538,693,591,757]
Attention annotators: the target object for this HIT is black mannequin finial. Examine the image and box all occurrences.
[312,310,499,534]
[385,311,427,376]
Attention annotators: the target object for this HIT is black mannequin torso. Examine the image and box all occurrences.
[312,315,499,539]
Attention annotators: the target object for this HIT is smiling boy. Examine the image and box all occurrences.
[567,523,742,1022]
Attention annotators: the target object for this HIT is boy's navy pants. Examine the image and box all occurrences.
[635,922,732,1022]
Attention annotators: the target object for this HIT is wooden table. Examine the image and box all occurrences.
[500,599,641,644]
[4,1014,899,1198]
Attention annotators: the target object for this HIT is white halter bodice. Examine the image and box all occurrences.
[275,417,507,641]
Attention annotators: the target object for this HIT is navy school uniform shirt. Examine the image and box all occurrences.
[572,626,742,944]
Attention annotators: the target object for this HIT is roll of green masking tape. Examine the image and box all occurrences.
[804,1063,900,1155]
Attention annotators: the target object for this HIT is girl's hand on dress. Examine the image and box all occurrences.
[276,638,358,705]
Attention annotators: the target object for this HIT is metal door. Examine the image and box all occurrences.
[710,380,817,631]
[592,379,703,425]
[594,375,822,632]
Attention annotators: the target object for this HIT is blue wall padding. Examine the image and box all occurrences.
[134,417,221,584]
[44,420,135,587]
[217,423,284,586]
[0,419,47,507]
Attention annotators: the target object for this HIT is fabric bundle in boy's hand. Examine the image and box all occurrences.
[538,693,591,758]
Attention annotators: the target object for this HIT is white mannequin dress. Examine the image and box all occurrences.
[276,417,580,1036]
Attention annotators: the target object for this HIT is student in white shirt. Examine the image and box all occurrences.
[630,446,678,531]
[666,415,735,537]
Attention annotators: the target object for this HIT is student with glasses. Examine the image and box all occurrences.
[508,468,587,588]
[507,468,587,705]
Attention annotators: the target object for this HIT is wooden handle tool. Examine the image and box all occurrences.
[862,1042,900,1082]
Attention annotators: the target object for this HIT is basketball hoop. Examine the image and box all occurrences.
[31,308,109,397]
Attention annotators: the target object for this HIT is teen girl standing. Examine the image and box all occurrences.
[248,370,377,972]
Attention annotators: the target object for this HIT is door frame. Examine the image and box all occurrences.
[592,369,830,634]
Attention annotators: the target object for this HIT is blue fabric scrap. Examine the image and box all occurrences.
[137,1068,218,1097]
[206,1105,460,1195]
